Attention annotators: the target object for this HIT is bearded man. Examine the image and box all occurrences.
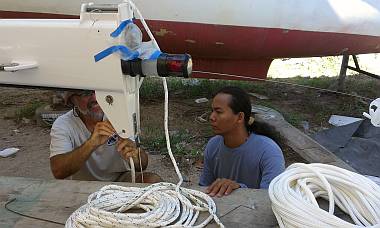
[49,90,161,182]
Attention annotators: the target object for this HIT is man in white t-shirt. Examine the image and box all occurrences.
[50,90,161,182]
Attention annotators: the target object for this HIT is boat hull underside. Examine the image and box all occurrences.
[2,11,380,79]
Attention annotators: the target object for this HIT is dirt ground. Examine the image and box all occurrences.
[0,88,53,179]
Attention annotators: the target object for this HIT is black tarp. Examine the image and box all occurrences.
[313,119,380,177]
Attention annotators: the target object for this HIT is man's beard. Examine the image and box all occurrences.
[87,111,104,121]
[76,101,104,121]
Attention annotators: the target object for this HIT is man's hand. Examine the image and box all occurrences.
[117,138,138,160]
[88,120,115,148]
[206,178,240,197]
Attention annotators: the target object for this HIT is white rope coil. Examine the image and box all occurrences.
[65,183,222,228]
[269,163,380,228]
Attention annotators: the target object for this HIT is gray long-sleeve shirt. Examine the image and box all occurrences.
[199,133,285,189]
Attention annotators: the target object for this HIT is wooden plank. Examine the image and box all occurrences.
[0,176,278,227]
[253,108,356,172]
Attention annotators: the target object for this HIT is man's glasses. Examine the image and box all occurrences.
[107,133,118,146]
[107,132,125,146]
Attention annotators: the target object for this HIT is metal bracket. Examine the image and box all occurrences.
[0,63,18,71]
[0,61,38,72]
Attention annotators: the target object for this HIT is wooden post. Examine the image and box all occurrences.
[337,54,349,92]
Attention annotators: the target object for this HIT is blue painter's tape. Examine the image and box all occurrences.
[148,50,162,60]
[94,45,139,62]
[110,19,133,38]
[119,46,139,60]
[94,46,116,62]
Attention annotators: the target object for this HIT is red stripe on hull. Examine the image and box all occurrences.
[2,11,380,79]
[0,10,78,19]
[140,20,380,79]
[146,20,380,59]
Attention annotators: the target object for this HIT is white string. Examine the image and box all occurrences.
[269,163,380,228]
[127,0,160,51]
[162,77,183,189]
[138,148,144,183]
[65,1,223,227]
[193,70,374,101]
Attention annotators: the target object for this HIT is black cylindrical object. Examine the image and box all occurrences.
[121,53,192,78]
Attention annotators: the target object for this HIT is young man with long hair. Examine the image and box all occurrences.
[200,86,285,197]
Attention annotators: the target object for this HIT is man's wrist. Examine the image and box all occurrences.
[86,138,99,151]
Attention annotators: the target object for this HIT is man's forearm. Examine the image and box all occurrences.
[50,139,97,179]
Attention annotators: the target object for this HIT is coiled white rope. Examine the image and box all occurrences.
[65,182,220,227]
[269,163,380,228]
